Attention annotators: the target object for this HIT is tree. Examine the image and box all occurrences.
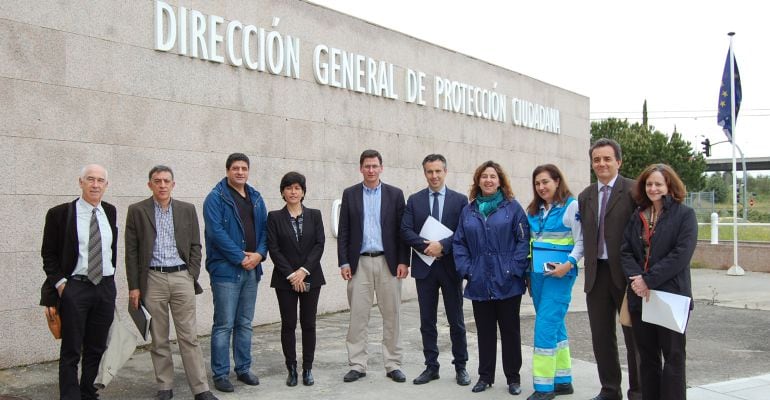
[704,173,729,203]
[642,99,648,129]
[590,118,707,190]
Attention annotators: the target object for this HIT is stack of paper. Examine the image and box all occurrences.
[642,290,691,334]
[416,216,454,266]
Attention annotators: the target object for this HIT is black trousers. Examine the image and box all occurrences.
[471,295,522,385]
[275,286,321,370]
[586,260,642,400]
[415,263,468,371]
[58,276,115,400]
[631,311,687,400]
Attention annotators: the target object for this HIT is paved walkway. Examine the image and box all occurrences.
[688,374,770,399]
[1,268,768,399]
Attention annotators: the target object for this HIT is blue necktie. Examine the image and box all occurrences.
[431,192,440,221]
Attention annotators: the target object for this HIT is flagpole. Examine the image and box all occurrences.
[726,31,744,276]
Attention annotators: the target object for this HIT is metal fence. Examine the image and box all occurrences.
[687,191,716,221]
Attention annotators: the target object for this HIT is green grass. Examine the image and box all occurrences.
[697,224,770,241]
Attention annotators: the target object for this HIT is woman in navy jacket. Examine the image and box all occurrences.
[454,160,530,395]
[621,164,697,400]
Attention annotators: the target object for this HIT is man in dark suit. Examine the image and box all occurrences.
[125,166,217,400]
[401,154,470,386]
[41,164,118,400]
[338,149,410,383]
[578,138,641,400]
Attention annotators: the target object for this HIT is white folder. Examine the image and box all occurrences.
[642,290,691,334]
[415,216,454,266]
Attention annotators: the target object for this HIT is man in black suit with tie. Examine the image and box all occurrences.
[401,154,470,386]
[41,164,118,400]
[338,149,410,384]
[579,138,641,400]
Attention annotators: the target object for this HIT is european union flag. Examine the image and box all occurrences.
[717,50,742,142]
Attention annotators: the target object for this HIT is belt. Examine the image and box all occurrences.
[149,264,187,273]
[360,251,384,257]
[69,275,114,283]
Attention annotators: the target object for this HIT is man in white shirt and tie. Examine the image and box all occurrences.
[41,164,118,400]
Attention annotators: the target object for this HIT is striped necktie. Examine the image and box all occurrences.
[87,208,103,285]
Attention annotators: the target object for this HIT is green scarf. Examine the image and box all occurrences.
[476,189,503,218]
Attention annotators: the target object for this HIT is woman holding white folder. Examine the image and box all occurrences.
[620,164,698,400]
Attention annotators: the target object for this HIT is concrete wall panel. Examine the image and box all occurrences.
[0,0,588,368]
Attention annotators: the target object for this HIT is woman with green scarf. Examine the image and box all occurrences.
[454,160,531,396]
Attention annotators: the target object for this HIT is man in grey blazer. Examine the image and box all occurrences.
[125,165,217,400]
[578,139,641,400]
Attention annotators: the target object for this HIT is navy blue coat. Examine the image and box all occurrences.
[453,198,530,301]
[621,196,697,312]
[337,182,409,276]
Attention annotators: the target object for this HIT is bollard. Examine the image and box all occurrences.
[710,212,719,245]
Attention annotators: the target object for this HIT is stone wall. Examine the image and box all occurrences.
[693,241,770,273]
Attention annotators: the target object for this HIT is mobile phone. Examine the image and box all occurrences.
[544,262,557,272]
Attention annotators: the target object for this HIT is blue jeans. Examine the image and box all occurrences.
[210,269,259,380]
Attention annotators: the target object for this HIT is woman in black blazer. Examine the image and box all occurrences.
[621,164,697,400]
[268,172,326,387]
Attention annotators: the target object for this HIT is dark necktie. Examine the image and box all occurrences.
[87,208,103,285]
[431,192,440,221]
[597,185,611,257]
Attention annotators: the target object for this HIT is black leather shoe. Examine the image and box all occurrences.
[526,391,555,400]
[589,395,614,400]
[157,389,173,400]
[472,380,492,393]
[412,368,439,384]
[213,378,234,393]
[343,370,366,382]
[456,369,471,386]
[302,369,314,386]
[237,372,259,386]
[508,383,522,395]
[386,369,406,382]
[193,391,218,400]
[554,383,574,395]
[286,366,298,387]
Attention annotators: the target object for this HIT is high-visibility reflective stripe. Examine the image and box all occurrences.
[534,346,555,356]
[535,233,575,243]
[534,377,554,385]
[556,339,570,349]
[555,368,572,377]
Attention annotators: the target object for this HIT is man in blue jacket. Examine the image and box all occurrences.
[203,153,267,393]
[400,154,470,386]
